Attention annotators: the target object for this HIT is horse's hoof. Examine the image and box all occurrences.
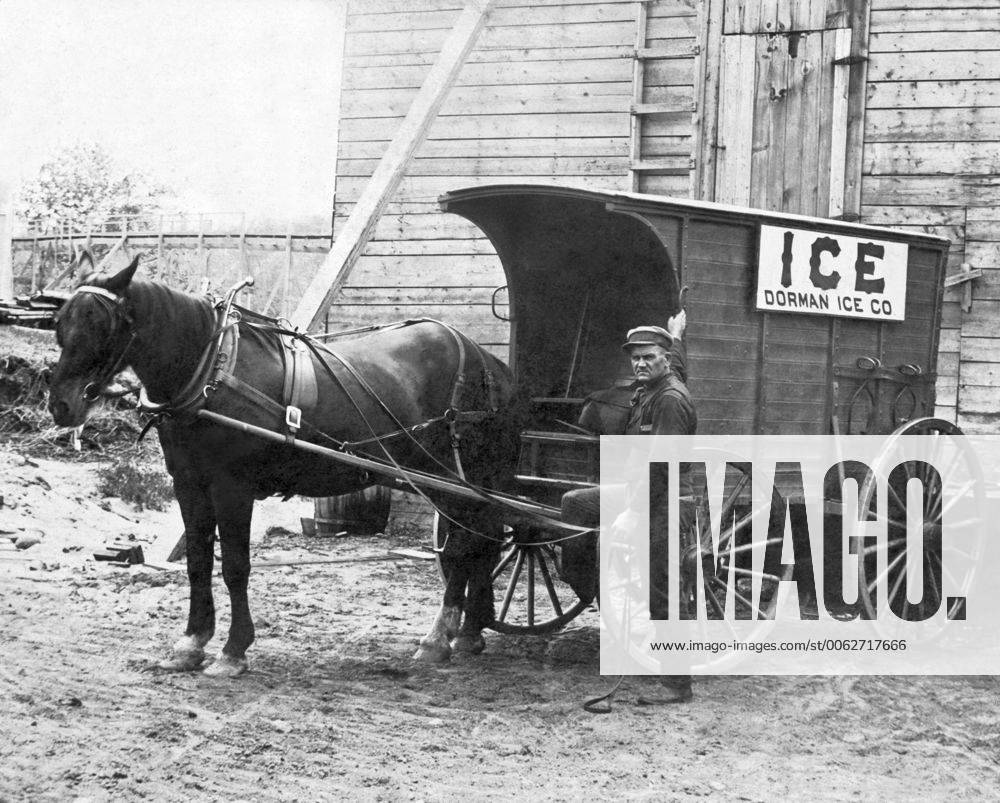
[451,634,485,655]
[413,641,452,663]
[203,653,248,678]
[157,647,205,672]
[157,636,205,672]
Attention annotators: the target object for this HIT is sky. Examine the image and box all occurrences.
[0,0,345,229]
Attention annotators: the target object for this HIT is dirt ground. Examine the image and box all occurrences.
[2,444,999,802]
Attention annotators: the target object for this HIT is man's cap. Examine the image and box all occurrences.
[622,325,673,351]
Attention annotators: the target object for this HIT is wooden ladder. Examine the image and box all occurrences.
[628,0,696,192]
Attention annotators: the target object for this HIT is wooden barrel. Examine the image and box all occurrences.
[314,486,391,535]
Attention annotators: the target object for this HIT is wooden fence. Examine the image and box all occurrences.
[10,225,333,322]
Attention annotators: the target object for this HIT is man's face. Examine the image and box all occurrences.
[628,345,670,385]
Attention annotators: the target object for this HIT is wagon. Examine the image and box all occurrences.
[429,183,973,635]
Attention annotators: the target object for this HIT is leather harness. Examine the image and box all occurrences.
[66,285,499,467]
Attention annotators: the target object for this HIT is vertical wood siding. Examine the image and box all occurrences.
[863,0,1000,431]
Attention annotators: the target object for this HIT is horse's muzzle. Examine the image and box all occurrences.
[47,385,89,428]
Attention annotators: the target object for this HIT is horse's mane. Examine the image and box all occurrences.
[123,280,216,336]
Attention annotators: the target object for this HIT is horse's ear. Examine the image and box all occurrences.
[75,249,95,279]
[105,255,141,295]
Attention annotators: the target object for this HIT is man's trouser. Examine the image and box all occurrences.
[560,484,696,618]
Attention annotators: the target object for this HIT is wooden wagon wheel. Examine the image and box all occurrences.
[600,460,792,673]
[431,513,591,636]
[856,417,985,635]
[692,461,792,625]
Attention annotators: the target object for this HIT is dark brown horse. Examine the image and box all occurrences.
[48,254,519,676]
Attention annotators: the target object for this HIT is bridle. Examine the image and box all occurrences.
[58,285,137,403]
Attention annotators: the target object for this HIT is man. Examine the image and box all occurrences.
[561,313,698,703]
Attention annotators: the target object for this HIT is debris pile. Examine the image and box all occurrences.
[0,325,141,454]
[0,291,69,327]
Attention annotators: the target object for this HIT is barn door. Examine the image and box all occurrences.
[696,0,878,435]
[714,26,852,217]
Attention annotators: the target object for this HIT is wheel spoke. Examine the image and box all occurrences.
[887,560,907,607]
[885,479,907,512]
[710,577,756,612]
[868,549,906,595]
[941,544,977,562]
[703,579,728,619]
[862,536,908,556]
[931,550,965,593]
[497,548,526,623]
[944,517,982,532]
[527,549,536,626]
[727,536,786,556]
[720,472,751,514]
[927,558,942,608]
[491,545,518,581]
[536,549,564,617]
[728,566,786,584]
[939,479,976,518]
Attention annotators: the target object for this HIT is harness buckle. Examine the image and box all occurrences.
[285,405,302,431]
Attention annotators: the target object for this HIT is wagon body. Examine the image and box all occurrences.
[439,184,950,445]
[435,185,959,633]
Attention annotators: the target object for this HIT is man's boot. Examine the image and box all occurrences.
[637,674,693,705]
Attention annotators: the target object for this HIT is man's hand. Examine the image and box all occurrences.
[667,309,686,340]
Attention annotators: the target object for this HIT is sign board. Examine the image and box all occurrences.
[756,224,908,321]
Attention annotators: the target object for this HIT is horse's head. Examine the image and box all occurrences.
[48,252,140,427]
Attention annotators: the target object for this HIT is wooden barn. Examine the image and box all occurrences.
[315,0,999,433]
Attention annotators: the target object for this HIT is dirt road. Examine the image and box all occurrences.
[1,448,998,800]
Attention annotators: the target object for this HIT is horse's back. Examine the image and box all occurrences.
[202,318,519,496]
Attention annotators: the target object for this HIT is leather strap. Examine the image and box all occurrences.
[280,335,319,444]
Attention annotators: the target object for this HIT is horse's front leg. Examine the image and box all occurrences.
[159,478,217,671]
[203,477,255,678]
[414,517,465,663]
[453,514,501,655]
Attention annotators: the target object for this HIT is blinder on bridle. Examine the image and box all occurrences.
[58,284,137,403]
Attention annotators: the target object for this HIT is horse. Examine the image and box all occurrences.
[48,253,520,677]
